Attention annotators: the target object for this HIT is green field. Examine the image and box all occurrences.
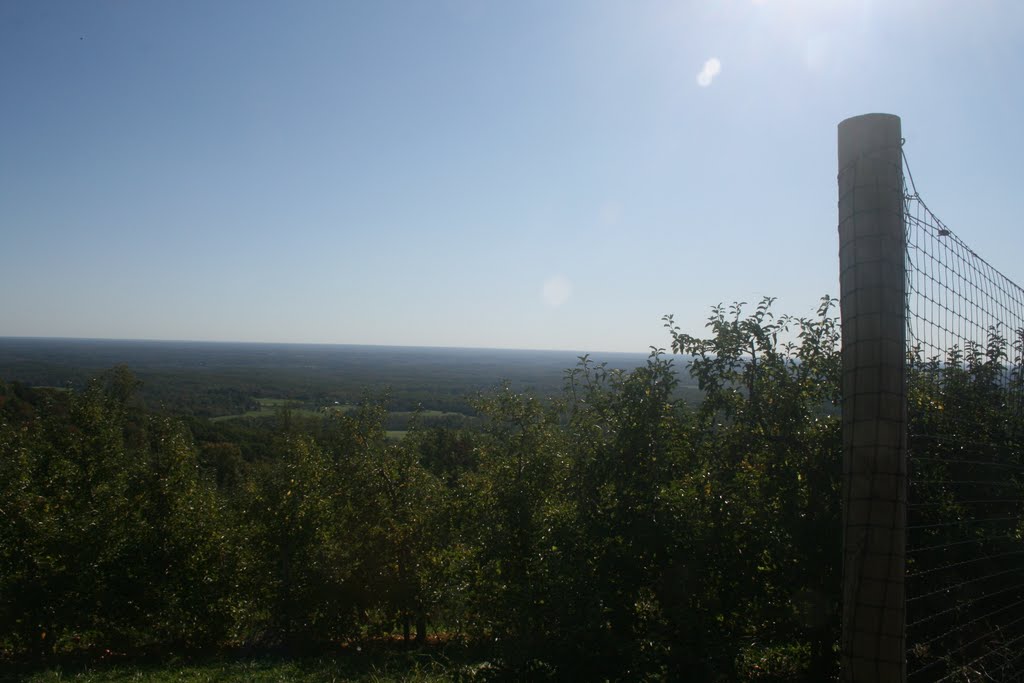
[392,410,459,419]
[211,398,355,422]
[209,401,474,441]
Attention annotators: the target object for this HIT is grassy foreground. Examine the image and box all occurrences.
[7,649,492,683]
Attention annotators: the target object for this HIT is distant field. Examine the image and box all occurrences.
[208,401,468,437]
[388,410,466,421]
[211,398,357,422]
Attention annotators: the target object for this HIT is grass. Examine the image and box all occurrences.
[211,398,352,423]
[387,411,463,420]
[12,649,484,683]
[209,400,472,438]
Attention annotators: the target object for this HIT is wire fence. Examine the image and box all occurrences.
[904,153,1024,681]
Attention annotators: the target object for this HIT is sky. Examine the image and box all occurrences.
[2,0,1023,353]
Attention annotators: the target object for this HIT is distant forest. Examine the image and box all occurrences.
[2,299,846,680]
[0,338,661,418]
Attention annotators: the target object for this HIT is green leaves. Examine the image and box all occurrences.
[0,301,847,679]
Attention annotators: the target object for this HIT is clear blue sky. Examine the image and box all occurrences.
[2,0,1022,352]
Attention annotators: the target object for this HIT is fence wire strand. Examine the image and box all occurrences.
[904,149,1024,681]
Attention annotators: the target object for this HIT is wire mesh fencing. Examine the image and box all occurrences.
[904,154,1024,682]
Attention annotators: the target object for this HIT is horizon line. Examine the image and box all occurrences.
[0,334,660,358]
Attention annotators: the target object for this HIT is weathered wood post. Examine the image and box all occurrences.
[838,113,907,682]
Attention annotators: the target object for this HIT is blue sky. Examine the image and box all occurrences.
[2,0,1023,352]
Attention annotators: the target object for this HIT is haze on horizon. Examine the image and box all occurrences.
[2,1,1023,353]
[0,334,649,357]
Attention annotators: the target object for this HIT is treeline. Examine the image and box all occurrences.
[0,299,844,680]
[0,339,616,419]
